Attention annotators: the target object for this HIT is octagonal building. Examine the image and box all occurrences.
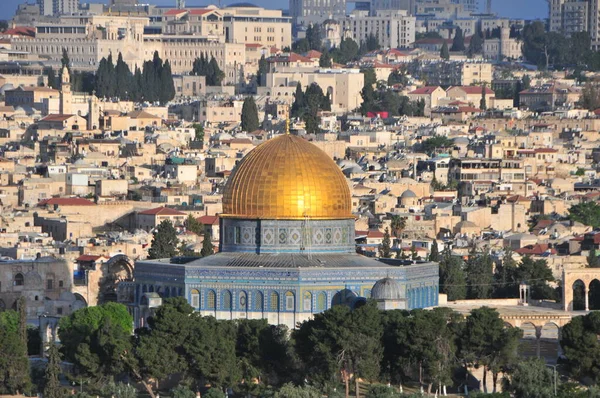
[124,135,439,328]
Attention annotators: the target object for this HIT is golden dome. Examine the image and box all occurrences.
[222,135,352,220]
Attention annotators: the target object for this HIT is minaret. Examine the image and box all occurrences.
[60,65,73,115]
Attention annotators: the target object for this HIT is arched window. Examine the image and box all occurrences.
[285,291,295,311]
[270,291,279,312]
[254,291,263,311]
[207,290,216,310]
[14,273,24,286]
[223,290,232,310]
[239,291,248,310]
[303,292,312,312]
[317,292,326,311]
[190,289,200,309]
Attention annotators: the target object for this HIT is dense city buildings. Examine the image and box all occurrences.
[4,0,600,395]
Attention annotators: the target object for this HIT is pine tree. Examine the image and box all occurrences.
[440,41,450,60]
[61,48,70,72]
[480,85,487,110]
[588,250,600,268]
[148,219,179,259]
[207,57,224,86]
[378,228,392,258]
[185,214,204,235]
[429,240,440,262]
[319,51,332,68]
[43,344,65,398]
[410,244,419,260]
[241,96,260,132]
[201,230,214,257]
[467,30,484,57]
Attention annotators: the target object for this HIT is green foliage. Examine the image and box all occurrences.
[58,303,133,378]
[331,38,360,64]
[148,219,179,259]
[387,68,409,86]
[0,309,31,394]
[191,54,225,86]
[95,51,174,103]
[201,230,214,257]
[378,228,392,258]
[588,250,600,268]
[319,51,332,68]
[258,54,268,86]
[568,201,600,229]
[365,384,397,398]
[480,85,487,110]
[467,31,484,57]
[185,214,203,235]
[192,123,204,142]
[362,34,381,53]
[46,68,58,89]
[390,215,406,239]
[43,344,66,398]
[102,381,137,398]
[429,240,439,262]
[560,311,600,383]
[503,358,554,398]
[290,83,330,134]
[241,96,260,133]
[421,135,454,154]
[581,83,600,111]
[575,167,586,176]
[451,27,465,52]
[440,42,450,60]
[416,31,442,40]
[273,383,321,398]
[171,385,196,398]
[295,302,383,388]
[0,21,7,32]
[306,24,322,51]
[203,388,226,398]
[465,250,494,299]
[439,249,467,300]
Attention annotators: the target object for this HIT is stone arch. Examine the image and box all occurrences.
[332,289,357,307]
[520,322,538,339]
[239,291,248,313]
[14,273,24,286]
[99,254,134,304]
[589,279,600,310]
[73,293,87,306]
[540,322,560,340]
[572,279,586,311]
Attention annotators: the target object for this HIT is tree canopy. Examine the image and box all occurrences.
[241,96,260,133]
[148,219,179,259]
[568,201,600,229]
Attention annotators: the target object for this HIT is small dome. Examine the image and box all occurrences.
[372,277,402,300]
[456,220,477,228]
[400,189,417,198]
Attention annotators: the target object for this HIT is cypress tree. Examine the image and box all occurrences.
[115,52,133,100]
[241,96,260,132]
[43,344,65,398]
[46,68,57,89]
[201,230,214,257]
[429,240,440,262]
[291,82,305,118]
[378,228,392,258]
[451,27,465,52]
[258,54,268,86]
[148,220,179,259]
[106,53,116,98]
[159,60,175,104]
[480,85,487,110]
[440,41,450,60]
[207,57,224,86]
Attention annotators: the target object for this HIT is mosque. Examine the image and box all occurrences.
[124,134,439,328]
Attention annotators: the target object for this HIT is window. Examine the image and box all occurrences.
[223,290,232,310]
[254,291,263,311]
[14,273,24,286]
[303,292,312,311]
[317,292,326,311]
[57,307,63,315]
[270,292,279,311]
[191,289,200,309]
[207,290,216,309]
[59,280,63,288]
[285,291,294,311]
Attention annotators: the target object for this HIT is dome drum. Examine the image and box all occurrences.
[220,218,356,254]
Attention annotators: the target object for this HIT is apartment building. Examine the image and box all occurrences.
[37,0,79,16]
[223,5,292,50]
[340,10,416,49]
[549,0,600,48]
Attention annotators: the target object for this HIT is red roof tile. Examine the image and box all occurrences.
[76,254,104,262]
[409,86,442,95]
[198,215,219,225]
[40,114,75,122]
[164,9,188,15]
[38,197,95,206]
[138,206,186,216]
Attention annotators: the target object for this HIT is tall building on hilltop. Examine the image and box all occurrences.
[549,0,600,48]
[37,0,79,16]
[121,134,439,329]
